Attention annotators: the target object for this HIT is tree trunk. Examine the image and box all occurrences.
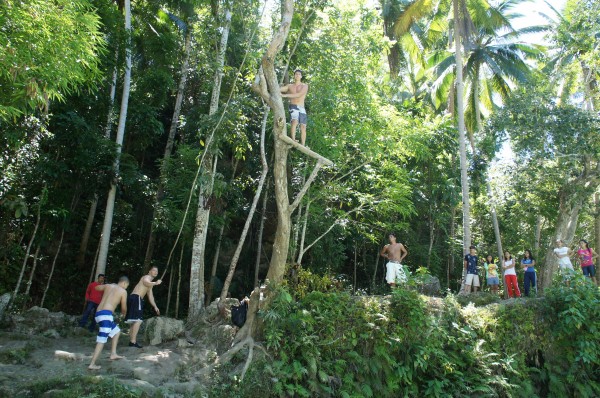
[353,244,357,293]
[96,0,132,276]
[40,228,64,308]
[188,4,232,321]
[427,214,435,269]
[448,204,457,290]
[176,243,184,319]
[77,195,98,268]
[534,214,542,255]
[220,105,269,302]
[24,245,41,297]
[540,194,583,289]
[454,0,471,293]
[144,29,193,267]
[296,199,310,265]
[254,179,269,288]
[595,193,600,265]
[13,197,42,301]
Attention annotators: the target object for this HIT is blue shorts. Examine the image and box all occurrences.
[582,265,596,277]
[487,277,499,286]
[95,310,120,344]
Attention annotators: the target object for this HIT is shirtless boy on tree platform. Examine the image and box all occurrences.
[125,266,162,348]
[380,232,408,287]
[280,69,309,146]
[88,276,129,370]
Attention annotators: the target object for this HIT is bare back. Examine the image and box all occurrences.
[97,284,127,313]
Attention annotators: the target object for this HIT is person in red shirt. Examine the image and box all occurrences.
[79,274,105,331]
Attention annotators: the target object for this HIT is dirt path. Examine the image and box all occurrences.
[0,327,206,397]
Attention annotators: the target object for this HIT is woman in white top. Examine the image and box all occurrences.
[553,239,574,286]
[503,251,521,298]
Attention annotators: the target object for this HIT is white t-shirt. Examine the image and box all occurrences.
[554,247,572,266]
[504,259,516,276]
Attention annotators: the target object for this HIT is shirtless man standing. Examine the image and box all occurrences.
[280,69,309,146]
[380,233,408,287]
[88,276,129,370]
[125,266,162,348]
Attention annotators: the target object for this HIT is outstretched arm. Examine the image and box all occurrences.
[280,85,289,93]
[142,275,162,288]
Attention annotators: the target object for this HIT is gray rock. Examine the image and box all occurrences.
[6,306,71,335]
[42,329,61,339]
[0,293,11,321]
[143,317,185,346]
[416,276,441,296]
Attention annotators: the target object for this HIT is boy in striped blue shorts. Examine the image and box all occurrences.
[88,276,129,370]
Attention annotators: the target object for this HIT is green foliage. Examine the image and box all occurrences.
[16,375,140,398]
[251,280,600,397]
[0,0,106,119]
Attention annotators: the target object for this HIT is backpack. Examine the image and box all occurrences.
[231,301,248,327]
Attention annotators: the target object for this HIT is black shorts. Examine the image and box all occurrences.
[125,294,144,323]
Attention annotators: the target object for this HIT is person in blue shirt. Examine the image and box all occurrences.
[520,250,536,297]
[463,246,479,294]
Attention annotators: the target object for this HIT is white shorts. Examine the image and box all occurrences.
[386,261,407,284]
[558,258,574,271]
[465,273,480,287]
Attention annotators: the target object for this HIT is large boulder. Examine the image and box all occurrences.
[415,275,441,296]
[143,316,185,346]
[6,306,74,335]
[0,293,11,321]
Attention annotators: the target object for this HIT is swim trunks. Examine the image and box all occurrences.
[125,294,144,323]
[95,310,120,344]
[385,261,407,284]
[289,104,307,125]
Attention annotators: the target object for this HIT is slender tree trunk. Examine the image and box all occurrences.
[105,48,119,139]
[176,243,184,319]
[24,245,41,297]
[289,201,303,263]
[220,105,269,302]
[453,0,470,255]
[449,205,457,290]
[427,213,435,268]
[77,195,98,268]
[13,199,42,300]
[144,30,193,267]
[540,193,583,289]
[353,244,357,293]
[166,265,174,317]
[188,4,232,321]
[296,199,310,265]
[254,180,269,289]
[534,214,543,254]
[96,0,132,277]
[40,228,64,308]
[595,193,600,265]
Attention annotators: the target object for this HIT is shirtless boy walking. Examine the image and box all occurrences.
[88,276,129,370]
[125,266,162,348]
[280,69,309,146]
[380,233,408,287]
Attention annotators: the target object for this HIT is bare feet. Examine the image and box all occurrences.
[110,354,124,360]
[88,364,101,370]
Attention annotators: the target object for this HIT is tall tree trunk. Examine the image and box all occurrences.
[144,30,193,267]
[77,48,119,269]
[353,244,357,293]
[220,105,269,302]
[188,4,232,321]
[448,205,457,290]
[13,197,42,301]
[24,245,41,297]
[176,243,184,319]
[206,158,239,304]
[254,180,269,289]
[454,0,471,293]
[534,214,542,255]
[296,199,310,265]
[595,193,600,265]
[96,0,132,276]
[40,228,64,308]
[540,193,583,289]
[427,213,435,269]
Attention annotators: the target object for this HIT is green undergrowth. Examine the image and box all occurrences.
[231,272,600,398]
[13,375,142,398]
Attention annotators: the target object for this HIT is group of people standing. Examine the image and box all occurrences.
[463,239,598,297]
[79,267,162,370]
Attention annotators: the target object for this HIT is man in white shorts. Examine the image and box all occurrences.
[553,239,574,286]
[380,233,408,287]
